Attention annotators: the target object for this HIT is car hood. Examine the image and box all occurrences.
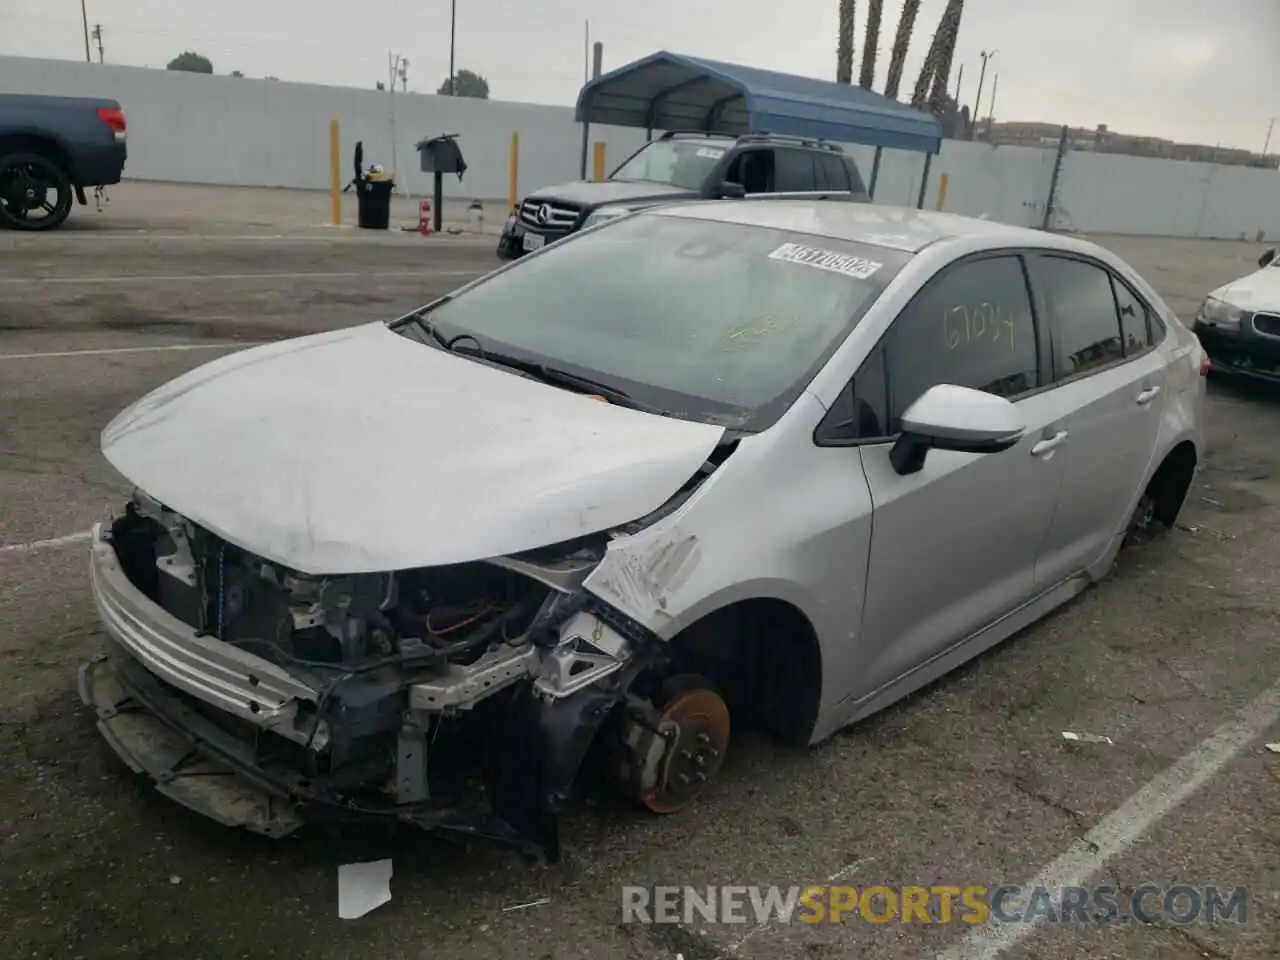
[101,323,725,575]
[1212,267,1280,312]
[527,179,700,208]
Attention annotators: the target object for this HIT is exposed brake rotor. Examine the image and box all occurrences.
[623,685,731,814]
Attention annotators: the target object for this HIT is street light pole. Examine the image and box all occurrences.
[80,0,91,63]
[448,0,457,95]
[970,49,995,140]
[986,73,999,139]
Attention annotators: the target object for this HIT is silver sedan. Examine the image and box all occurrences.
[81,199,1208,860]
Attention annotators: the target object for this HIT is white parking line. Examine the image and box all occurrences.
[936,676,1280,960]
[0,342,265,361]
[0,530,92,555]
[0,269,483,286]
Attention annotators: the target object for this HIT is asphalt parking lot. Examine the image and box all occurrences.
[1,184,1277,960]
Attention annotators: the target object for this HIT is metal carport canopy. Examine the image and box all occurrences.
[574,51,942,155]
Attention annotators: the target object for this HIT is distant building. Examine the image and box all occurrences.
[977,119,1279,169]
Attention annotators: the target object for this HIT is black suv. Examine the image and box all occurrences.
[496,132,871,260]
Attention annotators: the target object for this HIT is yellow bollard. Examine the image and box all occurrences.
[592,141,606,181]
[934,172,949,212]
[508,131,520,213]
[329,118,341,226]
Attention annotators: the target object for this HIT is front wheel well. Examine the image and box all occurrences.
[1147,440,1198,527]
[656,598,823,746]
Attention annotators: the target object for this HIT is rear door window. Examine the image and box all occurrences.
[1035,256,1125,378]
[1111,275,1161,353]
[774,149,818,192]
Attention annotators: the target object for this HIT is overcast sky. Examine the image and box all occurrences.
[7,0,1278,150]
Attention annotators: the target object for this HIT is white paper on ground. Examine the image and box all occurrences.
[338,859,394,919]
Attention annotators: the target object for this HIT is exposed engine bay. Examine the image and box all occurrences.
[82,488,733,860]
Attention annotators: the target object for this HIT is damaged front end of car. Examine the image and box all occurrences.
[79,488,723,861]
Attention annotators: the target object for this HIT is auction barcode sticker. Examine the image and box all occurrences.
[768,242,882,279]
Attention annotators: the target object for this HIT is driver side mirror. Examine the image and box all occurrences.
[889,385,1025,476]
[1259,248,1276,268]
[713,181,746,199]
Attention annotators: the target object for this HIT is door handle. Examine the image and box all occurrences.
[1031,431,1069,456]
[1136,385,1162,406]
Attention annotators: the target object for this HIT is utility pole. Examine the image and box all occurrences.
[953,63,963,102]
[970,49,995,140]
[398,57,408,94]
[448,0,457,95]
[92,24,104,64]
[985,73,999,139]
[80,0,91,62]
[1264,117,1276,160]
[584,20,590,84]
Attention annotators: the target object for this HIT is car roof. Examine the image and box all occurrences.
[651,199,1064,255]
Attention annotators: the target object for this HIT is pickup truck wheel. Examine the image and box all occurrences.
[0,152,74,231]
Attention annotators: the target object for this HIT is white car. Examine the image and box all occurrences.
[1192,246,1280,379]
[80,200,1208,861]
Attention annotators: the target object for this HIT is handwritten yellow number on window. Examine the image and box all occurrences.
[945,303,1016,353]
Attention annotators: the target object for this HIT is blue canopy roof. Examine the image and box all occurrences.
[575,51,942,155]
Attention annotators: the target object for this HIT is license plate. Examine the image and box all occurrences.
[522,232,545,252]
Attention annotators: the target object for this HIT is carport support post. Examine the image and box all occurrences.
[433,171,444,234]
[868,147,883,199]
[508,131,520,212]
[329,118,341,226]
[916,153,933,209]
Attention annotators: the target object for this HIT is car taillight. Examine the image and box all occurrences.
[96,107,126,135]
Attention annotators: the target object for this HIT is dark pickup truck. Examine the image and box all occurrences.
[497,131,870,260]
[0,93,128,231]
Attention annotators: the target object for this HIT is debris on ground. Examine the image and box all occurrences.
[338,859,393,920]
[501,897,552,912]
[1062,731,1114,745]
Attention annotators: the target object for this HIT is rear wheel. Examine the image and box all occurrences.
[0,152,74,231]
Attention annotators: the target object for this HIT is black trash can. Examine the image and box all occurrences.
[356,178,394,230]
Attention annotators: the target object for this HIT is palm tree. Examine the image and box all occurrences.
[910,28,942,108]
[909,0,965,110]
[836,0,856,84]
[883,0,920,100]
[859,0,883,90]
[927,0,965,113]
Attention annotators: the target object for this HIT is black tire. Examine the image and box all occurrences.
[0,151,74,232]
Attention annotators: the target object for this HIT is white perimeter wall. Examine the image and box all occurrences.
[4,55,1280,240]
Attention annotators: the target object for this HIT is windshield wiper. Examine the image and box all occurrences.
[479,352,661,413]
[395,301,453,351]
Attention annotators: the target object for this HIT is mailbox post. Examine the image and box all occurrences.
[415,134,468,235]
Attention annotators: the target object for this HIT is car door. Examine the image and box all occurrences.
[1028,254,1169,584]
[843,253,1067,699]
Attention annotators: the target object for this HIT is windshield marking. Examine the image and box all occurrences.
[696,147,726,159]
[768,242,883,280]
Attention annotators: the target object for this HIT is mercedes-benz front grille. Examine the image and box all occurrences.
[519,199,581,231]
